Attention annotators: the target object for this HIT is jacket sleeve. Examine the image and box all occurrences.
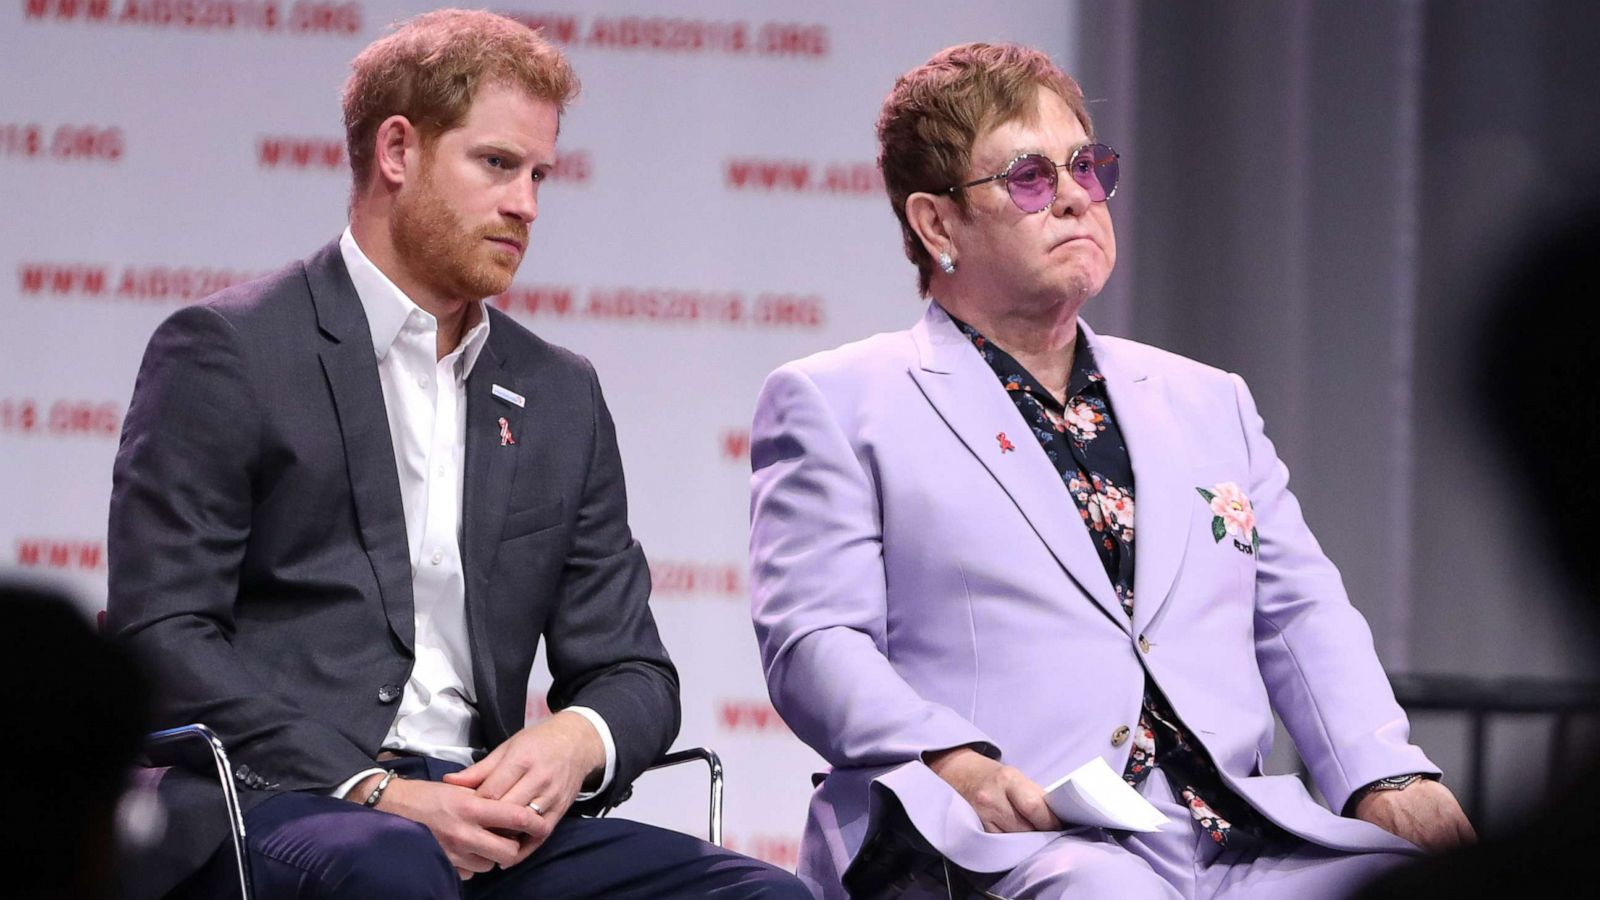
[107,304,375,793]
[1236,372,1439,814]
[544,361,680,807]
[749,364,999,768]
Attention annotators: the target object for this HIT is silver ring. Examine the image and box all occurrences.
[528,800,546,816]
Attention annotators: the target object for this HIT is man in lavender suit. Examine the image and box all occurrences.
[748,44,1474,899]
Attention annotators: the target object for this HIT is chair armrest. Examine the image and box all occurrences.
[143,724,252,899]
[601,746,724,847]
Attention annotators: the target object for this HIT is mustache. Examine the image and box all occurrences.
[478,224,528,246]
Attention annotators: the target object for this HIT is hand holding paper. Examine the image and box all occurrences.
[1043,757,1168,832]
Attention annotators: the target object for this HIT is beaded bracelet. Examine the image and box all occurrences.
[363,769,400,808]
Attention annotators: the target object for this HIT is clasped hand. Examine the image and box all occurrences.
[374,711,606,879]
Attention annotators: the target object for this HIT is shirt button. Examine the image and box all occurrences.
[1138,635,1151,654]
[1111,725,1131,747]
[418,375,430,389]
[436,465,447,478]
[431,550,444,565]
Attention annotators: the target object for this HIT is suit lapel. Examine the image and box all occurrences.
[910,305,1129,631]
[462,343,524,581]
[308,241,416,652]
[460,332,527,736]
[1085,326,1195,639]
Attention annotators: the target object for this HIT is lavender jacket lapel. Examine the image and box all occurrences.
[909,306,1129,632]
[1079,322,1194,641]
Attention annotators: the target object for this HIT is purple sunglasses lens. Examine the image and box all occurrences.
[1072,144,1119,201]
[1003,146,1119,212]
[1004,155,1058,212]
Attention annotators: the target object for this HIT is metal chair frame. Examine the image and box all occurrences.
[139,730,722,899]
[142,723,253,900]
[599,746,725,846]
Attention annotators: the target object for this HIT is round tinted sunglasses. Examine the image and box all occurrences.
[947,142,1120,213]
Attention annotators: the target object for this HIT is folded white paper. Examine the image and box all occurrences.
[1043,757,1168,832]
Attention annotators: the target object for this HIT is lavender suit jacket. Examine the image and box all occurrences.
[749,303,1435,897]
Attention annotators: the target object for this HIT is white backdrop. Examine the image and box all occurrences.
[1,0,1078,866]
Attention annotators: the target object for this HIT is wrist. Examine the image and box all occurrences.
[552,711,607,781]
[926,746,993,778]
[372,771,412,813]
[1347,773,1430,815]
[345,771,387,803]
[359,769,402,810]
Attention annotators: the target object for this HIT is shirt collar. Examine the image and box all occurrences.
[1063,331,1104,399]
[338,227,492,379]
[942,303,1103,408]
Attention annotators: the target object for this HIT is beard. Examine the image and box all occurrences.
[391,165,527,302]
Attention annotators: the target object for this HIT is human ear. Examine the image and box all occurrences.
[906,192,959,263]
[373,115,417,189]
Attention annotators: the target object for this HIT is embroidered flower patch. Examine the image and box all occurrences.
[1197,481,1259,555]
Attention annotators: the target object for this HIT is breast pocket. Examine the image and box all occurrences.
[1189,468,1261,593]
[500,498,565,541]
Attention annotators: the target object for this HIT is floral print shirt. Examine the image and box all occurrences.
[953,313,1281,850]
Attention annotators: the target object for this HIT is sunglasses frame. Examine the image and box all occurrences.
[947,142,1121,213]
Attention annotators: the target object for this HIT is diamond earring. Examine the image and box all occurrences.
[938,251,956,274]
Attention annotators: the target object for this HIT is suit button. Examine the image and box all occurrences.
[1111,725,1131,747]
[1138,635,1151,654]
[378,684,402,703]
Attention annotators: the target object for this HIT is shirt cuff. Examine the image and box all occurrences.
[332,767,386,801]
[562,706,615,801]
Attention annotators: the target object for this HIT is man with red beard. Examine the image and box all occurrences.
[106,10,804,900]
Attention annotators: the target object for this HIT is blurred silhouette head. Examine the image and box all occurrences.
[1479,195,1600,610]
[2,579,149,900]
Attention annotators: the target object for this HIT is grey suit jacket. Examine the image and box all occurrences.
[106,240,678,897]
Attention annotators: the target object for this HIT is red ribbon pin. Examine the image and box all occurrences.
[498,417,516,446]
[997,432,1015,453]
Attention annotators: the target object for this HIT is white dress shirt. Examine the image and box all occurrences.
[333,228,614,800]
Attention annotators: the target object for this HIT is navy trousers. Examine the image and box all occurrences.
[181,756,806,899]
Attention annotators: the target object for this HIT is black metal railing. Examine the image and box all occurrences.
[1389,674,1600,827]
